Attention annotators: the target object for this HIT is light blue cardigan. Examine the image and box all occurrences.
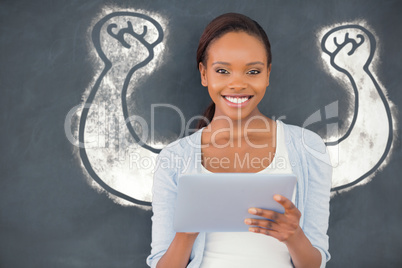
[147,122,332,268]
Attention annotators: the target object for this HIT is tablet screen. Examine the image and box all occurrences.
[173,173,297,232]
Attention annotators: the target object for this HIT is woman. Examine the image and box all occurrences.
[147,13,332,268]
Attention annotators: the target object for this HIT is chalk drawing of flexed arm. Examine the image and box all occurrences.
[79,12,164,206]
[321,25,393,191]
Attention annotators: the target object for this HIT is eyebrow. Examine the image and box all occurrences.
[212,61,265,66]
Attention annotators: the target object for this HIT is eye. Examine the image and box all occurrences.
[216,69,229,74]
[247,69,261,75]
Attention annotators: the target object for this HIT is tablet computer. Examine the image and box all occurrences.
[173,173,297,232]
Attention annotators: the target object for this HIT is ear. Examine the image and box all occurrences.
[265,64,272,87]
[199,62,208,87]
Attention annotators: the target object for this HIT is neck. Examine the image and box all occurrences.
[206,109,274,139]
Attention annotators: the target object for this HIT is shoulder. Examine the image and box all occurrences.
[157,128,202,158]
[281,121,331,168]
[281,121,327,153]
[152,129,202,192]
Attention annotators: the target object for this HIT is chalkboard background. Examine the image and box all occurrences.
[1,0,401,267]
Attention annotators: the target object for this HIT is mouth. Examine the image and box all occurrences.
[222,95,254,106]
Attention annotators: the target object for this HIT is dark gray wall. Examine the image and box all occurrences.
[1,0,401,267]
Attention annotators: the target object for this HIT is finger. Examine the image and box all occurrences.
[245,218,277,230]
[249,227,288,242]
[248,226,279,237]
[273,195,297,212]
[248,208,281,221]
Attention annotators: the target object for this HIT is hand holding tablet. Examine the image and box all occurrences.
[173,173,297,232]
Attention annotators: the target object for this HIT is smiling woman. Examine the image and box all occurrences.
[147,13,332,268]
[198,31,271,121]
[196,13,272,129]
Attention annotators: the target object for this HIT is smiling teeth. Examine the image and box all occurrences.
[224,96,249,104]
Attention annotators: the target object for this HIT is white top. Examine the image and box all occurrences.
[199,120,294,268]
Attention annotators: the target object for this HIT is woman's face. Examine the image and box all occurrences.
[199,31,271,122]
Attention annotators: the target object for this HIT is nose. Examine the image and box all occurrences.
[228,73,247,90]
